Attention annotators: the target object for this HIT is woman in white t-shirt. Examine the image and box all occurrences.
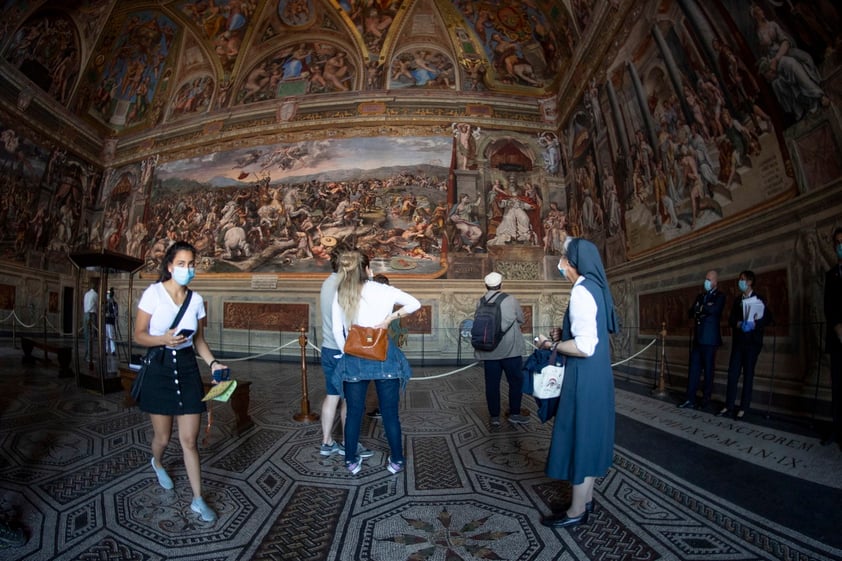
[331,251,420,476]
[133,241,227,523]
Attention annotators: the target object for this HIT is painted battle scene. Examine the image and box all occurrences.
[148,136,452,276]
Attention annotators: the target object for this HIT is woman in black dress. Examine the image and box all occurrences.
[133,241,227,523]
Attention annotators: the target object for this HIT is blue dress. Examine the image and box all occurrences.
[545,277,615,484]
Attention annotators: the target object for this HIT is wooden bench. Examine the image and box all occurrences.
[20,337,74,378]
[119,368,254,435]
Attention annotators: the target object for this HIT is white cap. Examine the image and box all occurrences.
[484,272,503,287]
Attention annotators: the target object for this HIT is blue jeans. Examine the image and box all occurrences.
[483,355,524,417]
[343,378,403,464]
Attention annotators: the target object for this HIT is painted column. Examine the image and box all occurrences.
[651,24,687,121]
[606,78,632,204]
[626,61,657,149]
[674,0,736,109]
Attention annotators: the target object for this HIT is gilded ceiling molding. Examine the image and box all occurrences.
[108,89,549,165]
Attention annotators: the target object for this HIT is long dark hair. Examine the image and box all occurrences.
[158,241,197,282]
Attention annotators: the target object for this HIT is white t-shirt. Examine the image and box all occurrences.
[320,273,339,349]
[568,276,598,357]
[83,289,98,314]
[138,282,206,350]
[331,280,420,351]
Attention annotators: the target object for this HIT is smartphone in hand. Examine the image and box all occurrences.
[213,368,230,382]
[176,328,195,338]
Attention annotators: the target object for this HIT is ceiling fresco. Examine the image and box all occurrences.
[0,0,592,135]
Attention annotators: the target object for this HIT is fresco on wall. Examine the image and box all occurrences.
[2,8,81,107]
[0,123,49,261]
[0,117,101,269]
[82,10,178,130]
[724,1,833,125]
[446,132,567,258]
[146,136,451,276]
[561,0,842,260]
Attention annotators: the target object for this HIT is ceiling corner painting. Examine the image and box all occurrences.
[149,136,452,276]
[82,9,179,131]
[451,0,575,91]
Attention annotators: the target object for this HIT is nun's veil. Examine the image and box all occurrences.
[565,238,619,334]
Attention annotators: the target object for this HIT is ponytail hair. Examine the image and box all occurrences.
[336,250,370,325]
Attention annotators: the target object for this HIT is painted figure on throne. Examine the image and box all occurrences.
[487,176,541,246]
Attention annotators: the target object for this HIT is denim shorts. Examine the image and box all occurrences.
[321,346,342,395]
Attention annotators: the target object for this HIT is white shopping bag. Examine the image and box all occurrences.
[533,363,564,399]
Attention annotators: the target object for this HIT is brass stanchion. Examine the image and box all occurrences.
[652,321,670,398]
[293,327,319,422]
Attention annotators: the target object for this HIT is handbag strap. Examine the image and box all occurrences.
[169,289,193,330]
[548,347,565,367]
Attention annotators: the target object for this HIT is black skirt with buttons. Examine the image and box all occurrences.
[137,346,207,416]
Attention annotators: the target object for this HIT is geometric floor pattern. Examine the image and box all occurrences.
[1,345,840,561]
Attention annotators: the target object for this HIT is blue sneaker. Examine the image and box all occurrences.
[190,496,217,522]
[151,458,173,490]
[320,441,341,456]
[338,442,374,458]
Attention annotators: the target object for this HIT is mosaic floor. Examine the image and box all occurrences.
[0,345,840,561]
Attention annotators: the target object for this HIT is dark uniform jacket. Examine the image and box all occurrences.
[689,288,726,346]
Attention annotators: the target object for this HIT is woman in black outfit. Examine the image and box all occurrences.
[133,241,227,523]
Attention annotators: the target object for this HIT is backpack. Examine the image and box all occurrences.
[470,292,511,351]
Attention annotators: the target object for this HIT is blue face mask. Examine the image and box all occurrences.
[704,279,712,292]
[172,266,195,286]
[557,263,566,279]
[738,279,748,293]
[837,243,842,259]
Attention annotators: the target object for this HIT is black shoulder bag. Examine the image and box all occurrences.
[131,290,193,403]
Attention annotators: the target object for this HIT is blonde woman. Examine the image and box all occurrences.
[331,251,420,475]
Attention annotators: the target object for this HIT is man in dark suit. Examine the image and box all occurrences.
[718,270,773,419]
[822,227,842,448]
[678,269,726,410]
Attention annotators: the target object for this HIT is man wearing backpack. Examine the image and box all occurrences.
[473,272,528,426]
